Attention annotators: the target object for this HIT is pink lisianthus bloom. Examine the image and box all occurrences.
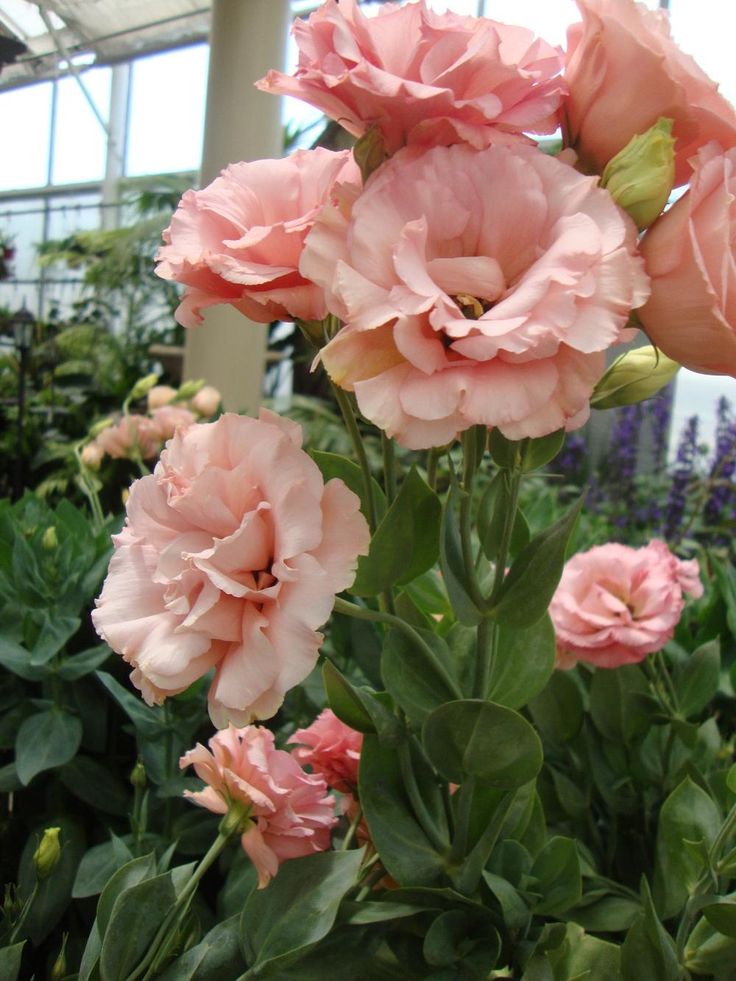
[638,144,736,378]
[95,414,162,461]
[92,411,370,726]
[149,404,198,442]
[147,385,178,410]
[180,725,337,888]
[564,0,736,186]
[257,0,565,155]
[301,143,649,449]
[550,539,703,669]
[190,384,222,418]
[155,148,360,328]
[289,708,363,794]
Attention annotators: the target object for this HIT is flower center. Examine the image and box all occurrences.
[453,292,494,319]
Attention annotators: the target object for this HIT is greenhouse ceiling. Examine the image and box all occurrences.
[0,0,213,90]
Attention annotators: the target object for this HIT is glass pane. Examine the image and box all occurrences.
[0,84,52,190]
[670,370,736,458]
[669,0,736,104]
[126,45,209,176]
[45,193,102,240]
[51,68,111,185]
[0,198,45,282]
[480,0,582,46]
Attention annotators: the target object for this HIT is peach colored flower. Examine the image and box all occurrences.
[149,404,198,442]
[155,148,360,328]
[289,708,362,794]
[147,385,178,410]
[638,144,736,378]
[257,0,565,155]
[191,384,221,417]
[302,143,649,449]
[564,0,736,186]
[92,411,370,725]
[550,539,703,669]
[180,725,337,888]
[81,441,104,470]
[95,415,162,461]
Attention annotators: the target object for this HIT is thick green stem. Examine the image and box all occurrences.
[382,433,397,504]
[333,597,462,699]
[473,616,496,700]
[330,384,378,533]
[488,469,522,606]
[426,448,440,491]
[398,740,448,853]
[450,778,475,866]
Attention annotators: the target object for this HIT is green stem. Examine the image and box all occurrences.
[450,778,475,866]
[398,740,448,853]
[382,433,397,504]
[8,883,38,945]
[333,597,462,699]
[655,650,679,712]
[341,806,363,851]
[330,384,378,533]
[488,469,522,606]
[426,448,440,491]
[473,616,496,700]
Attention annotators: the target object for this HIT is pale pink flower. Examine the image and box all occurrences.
[191,384,221,417]
[302,143,649,449]
[147,385,178,410]
[155,148,360,328]
[257,0,565,155]
[639,144,736,378]
[550,540,703,669]
[92,411,370,725]
[95,415,162,461]
[564,0,736,185]
[180,725,337,888]
[149,404,198,442]
[81,441,104,470]
[289,708,362,794]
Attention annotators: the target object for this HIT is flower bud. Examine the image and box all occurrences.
[190,385,221,417]
[130,760,146,788]
[50,934,68,981]
[42,526,58,551]
[591,344,679,410]
[88,417,114,438]
[129,373,161,401]
[601,117,676,229]
[175,378,206,401]
[81,441,104,470]
[33,827,61,880]
[146,384,177,410]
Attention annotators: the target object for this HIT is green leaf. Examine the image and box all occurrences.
[381,627,458,726]
[240,850,364,975]
[0,636,45,681]
[423,909,500,970]
[522,431,566,472]
[589,665,653,745]
[482,872,530,930]
[57,643,112,681]
[653,776,721,919]
[340,900,434,925]
[99,870,177,981]
[710,554,736,638]
[96,853,158,938]
[0,942,25,981]
[29,614,80,665]
[486,614,556,709]
[359,734,446,887]
[96,670,163,738]
[158,915,246,980]
[73,836,134,899]
[322,660,402,743]
[703,898,736,939]
[351,467,440,596]
[549,924,621,981]
[569,894,641,933]
[673,639,720,718]
[311,450,387,523]
[528,672,584,744]
[684,913,736,978]
[15,708,82,785]
[490,497,583,628]
[477,472,530,562]
[439,480,483,626]
[489,430,521,469]
[621,879,680,981]
[60,755,130,816]
[422,699,543,788]
[530,837,582,916]
[18,816,86,946]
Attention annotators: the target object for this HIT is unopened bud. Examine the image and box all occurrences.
[33,827,61,880]
[591,344,679,410]
[81,441,104,470]
[175,378,206,401]
[601,118,675,230]
[42,526,58,551]
[130,761,146,788]
[50,934,68,981]
[190,385,221,418]
[88,417,114,438]
[147,384,177,410]
[219,801,251,839]
[353,127,388,183]
[129,373,161,401]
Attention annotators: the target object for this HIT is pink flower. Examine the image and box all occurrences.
[147,385,178,410]
[92,411,369,725]
[81,441,104,470]
[564,0,736,186]
[289,708,362,794]
[257,0,565,155]
[180,725,337,888]
[302,143,649,449]
[155,148,360,328]
[550,539,703,669]
[149,404,198,442]
[638,144,736,378]
[95,415,162,461]
[191,384,221,417]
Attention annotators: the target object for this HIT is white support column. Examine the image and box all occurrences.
[183,0,291,414]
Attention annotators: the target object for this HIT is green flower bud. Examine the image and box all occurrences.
[50,934,68,981]
[601,117,676,230]
[130,760,146,788]
[88,417,115,438]
[175,378,206,401]
[33,827,61,880]
[591,345,679,410]
[42,526,58,551]
[129,373,161,401]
